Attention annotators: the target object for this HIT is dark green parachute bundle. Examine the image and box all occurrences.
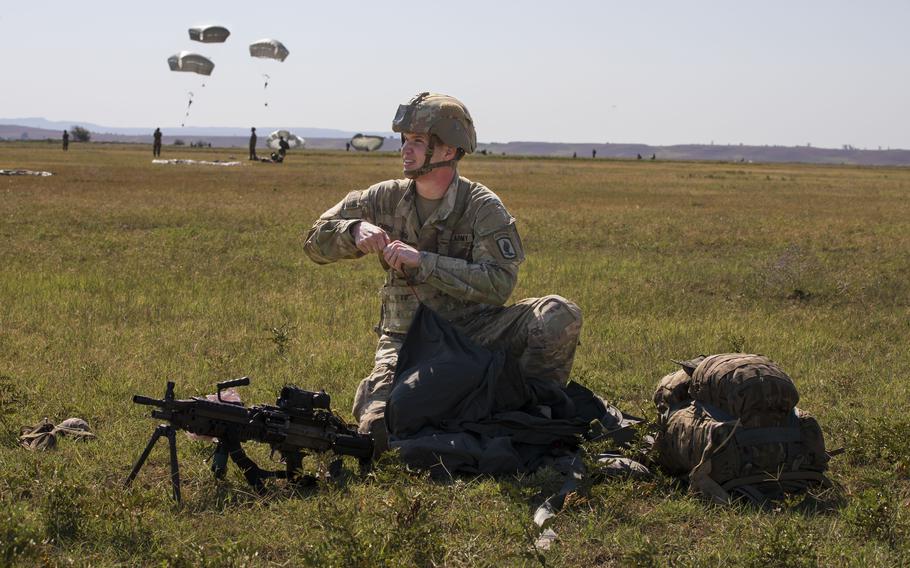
[653,354,830,505]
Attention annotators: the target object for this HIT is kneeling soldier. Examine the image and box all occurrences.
[304,92,582,455]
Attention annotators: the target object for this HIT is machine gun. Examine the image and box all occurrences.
[124,377,373,502]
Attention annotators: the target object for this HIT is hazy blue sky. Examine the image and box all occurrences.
[3,0,908,148]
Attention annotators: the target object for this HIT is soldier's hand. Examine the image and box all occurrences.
[383,241,421,273]
[352,221,390,254]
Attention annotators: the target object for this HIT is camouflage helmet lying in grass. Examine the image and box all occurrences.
[392,92,476,178]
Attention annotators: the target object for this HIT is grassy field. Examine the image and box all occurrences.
[1,141,909,566]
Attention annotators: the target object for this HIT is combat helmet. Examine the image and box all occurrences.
[392,92,476,178]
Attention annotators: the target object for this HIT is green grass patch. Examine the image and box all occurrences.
[1,142,909,565]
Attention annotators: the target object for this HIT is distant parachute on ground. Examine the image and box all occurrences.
[167,51,215,75]
[188,25,230,43]
[249,39,289,62]
[267,130,305,150]
[350,134,385,152]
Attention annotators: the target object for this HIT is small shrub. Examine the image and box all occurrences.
[70,125,91,142]
[759,244,823,302]
[267,322,297,356]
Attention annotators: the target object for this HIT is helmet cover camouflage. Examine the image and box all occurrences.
[392,92,476,154]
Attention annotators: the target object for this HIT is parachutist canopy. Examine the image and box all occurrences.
[167,52,215,76]
[188,25,231,43]
[249,39,290,62]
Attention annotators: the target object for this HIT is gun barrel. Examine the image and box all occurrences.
[218,376,250,390]
[133,395,165,407]
[332,433,374,460]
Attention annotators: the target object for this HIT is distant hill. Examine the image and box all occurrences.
[2,121,909,166]
[477,141,910,167]
[0,117,393,139]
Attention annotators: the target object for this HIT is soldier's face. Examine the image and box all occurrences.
[401,133,429,171]
[401,133,454,170]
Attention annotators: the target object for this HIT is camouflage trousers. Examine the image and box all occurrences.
[352,295,582,455]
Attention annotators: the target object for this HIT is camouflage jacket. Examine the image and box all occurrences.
[304,174,525,335]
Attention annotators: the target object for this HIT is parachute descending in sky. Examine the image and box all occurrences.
[249,39,289,62]
[168,52,214,126]
[266,130,305,150]
[188,25,231,43]
[350,134,385,152]
[167,51,215,76]
[249,39,289,108]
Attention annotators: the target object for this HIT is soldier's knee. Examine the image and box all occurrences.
[351,363,396,422]
[533,295,582,345]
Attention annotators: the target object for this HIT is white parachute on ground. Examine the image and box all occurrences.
[167,51,215,75]
[188,25,230,43]
[249,39,289,62]
[350,134,385,152]
[267,130,305,150]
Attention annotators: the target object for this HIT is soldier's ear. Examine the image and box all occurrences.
[436,141,456,161]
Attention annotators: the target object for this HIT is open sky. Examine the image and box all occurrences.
[3,0,909,149]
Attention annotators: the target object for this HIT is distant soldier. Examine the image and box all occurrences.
[346,142,351,152]
[651,153,656,160]
[637,153,642,160]
[152,128,162,157]
[249,127,258,160]
[573,152,577,159]
[62,130,69,151]
[278,136,290,159]
[304,92,582,455]
[592,149,596,159]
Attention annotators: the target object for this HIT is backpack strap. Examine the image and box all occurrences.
[721,470,831,492]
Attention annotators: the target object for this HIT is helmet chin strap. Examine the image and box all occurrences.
[403,135,458,179]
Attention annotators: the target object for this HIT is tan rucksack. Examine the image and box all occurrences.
[653,353,830,504]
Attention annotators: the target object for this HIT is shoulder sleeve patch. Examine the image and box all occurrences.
[478,221,525,264]
[496,234,518,259]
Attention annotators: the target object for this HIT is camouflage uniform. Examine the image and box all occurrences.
[304,173,582,452]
